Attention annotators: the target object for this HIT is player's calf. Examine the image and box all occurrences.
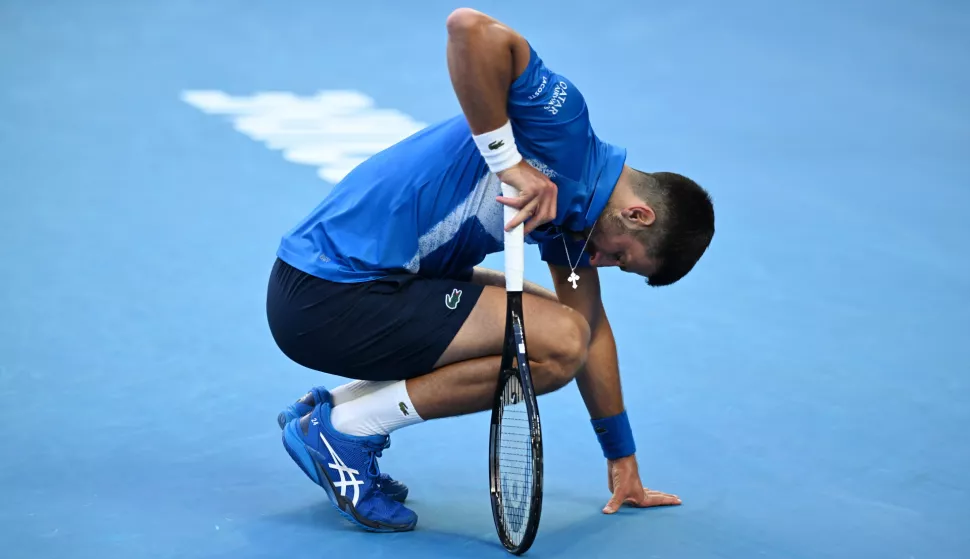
[402,287,592,419]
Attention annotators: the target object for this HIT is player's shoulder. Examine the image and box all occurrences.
[507,44,589,132]
[511,45,576,98]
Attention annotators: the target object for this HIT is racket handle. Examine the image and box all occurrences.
[501,182,524,293]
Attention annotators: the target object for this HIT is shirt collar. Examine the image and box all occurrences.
[584,139,626,227]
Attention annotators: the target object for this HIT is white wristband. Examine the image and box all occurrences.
[473,120,522,174]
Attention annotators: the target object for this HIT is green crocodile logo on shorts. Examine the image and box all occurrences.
[445,288,462,310]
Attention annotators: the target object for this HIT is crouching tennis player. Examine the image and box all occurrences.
[266,8,715,532]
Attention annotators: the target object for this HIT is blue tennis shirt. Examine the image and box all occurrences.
[276,45,627,283]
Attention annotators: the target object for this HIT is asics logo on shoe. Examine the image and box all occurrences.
[319,433,364,506]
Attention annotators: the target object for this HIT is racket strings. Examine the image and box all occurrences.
[497,375,533,543]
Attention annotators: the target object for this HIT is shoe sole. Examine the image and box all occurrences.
[281,418,417,533]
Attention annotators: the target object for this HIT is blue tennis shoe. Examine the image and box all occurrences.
[276,386,331,429]
[281,401,418,532]
[277,387,409,503]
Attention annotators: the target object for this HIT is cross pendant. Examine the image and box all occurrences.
[568,271,580,289]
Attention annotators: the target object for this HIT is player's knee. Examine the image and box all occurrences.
[539,311,590,392]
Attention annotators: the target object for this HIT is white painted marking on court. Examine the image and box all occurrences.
[181,90,426,183]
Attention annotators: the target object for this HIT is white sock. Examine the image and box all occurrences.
[330,380,423,436]
[329,380,395,406]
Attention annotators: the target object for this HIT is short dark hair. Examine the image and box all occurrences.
[631,170,715,287]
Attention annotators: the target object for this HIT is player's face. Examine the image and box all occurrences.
[585,216,658,277]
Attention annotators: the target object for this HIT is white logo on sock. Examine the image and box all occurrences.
[319,433,364,506]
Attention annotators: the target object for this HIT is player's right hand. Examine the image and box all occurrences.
[495,160,558,235]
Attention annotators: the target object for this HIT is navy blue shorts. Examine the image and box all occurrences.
[266,258,484,381]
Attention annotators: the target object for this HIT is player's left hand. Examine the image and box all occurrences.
[603,454,682,514]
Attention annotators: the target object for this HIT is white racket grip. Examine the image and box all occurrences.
[501,182,524,293]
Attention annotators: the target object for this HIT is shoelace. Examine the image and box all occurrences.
[363,438,392,482]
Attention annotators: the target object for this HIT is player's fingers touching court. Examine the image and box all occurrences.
[602,455,682,514]
[603,484,683,513]
[641,489,682,506]
[603,489,682,514]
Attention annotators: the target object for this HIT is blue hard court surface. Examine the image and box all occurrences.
[1,1,968,557]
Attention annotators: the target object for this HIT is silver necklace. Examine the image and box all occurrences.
[561,218,597,289]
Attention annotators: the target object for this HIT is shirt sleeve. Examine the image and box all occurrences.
[506,46,591,159]
[508,47,596,269]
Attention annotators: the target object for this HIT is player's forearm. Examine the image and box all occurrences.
[445,8,529,134]
[575,309,627,419]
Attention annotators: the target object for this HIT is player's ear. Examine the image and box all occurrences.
[621,205,656,230]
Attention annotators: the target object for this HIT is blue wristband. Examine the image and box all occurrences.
[590,411,636,459]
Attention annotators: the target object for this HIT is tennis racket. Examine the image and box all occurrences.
[489,182,544,555]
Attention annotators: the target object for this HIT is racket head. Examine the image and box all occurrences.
[489,294,544,555]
